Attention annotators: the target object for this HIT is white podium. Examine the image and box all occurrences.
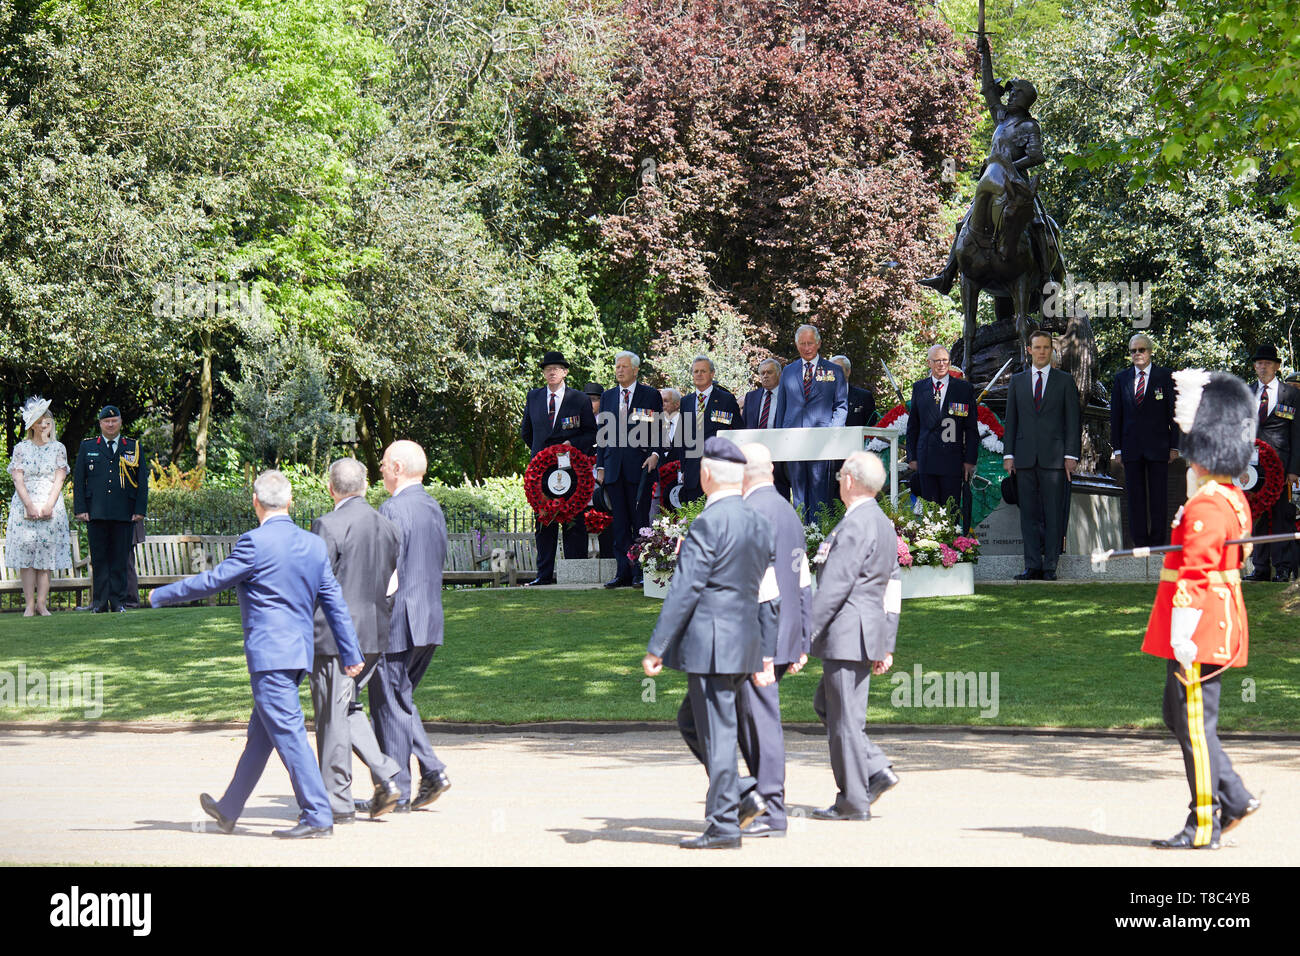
[718,426,903,505]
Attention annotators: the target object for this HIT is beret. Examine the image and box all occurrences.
[702,436,746,464]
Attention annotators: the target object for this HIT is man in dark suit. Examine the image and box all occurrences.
[1245,344,1300,581]
[776,325,848,521]
[743,358,791,500]
[520,351,598,586]
[642,437,779,849]
[906,345,980,516]
[678,354,742,504]
[596,350,664,587]
[309,457,404,824]
[150,470,363,839]
[72,405,149,612]
[831,355,877,427]
[1003,330,1081,580]
[735,442,812,838]
[809,451,900,821]
[370,440,452,811]
[1110,334,1179,547]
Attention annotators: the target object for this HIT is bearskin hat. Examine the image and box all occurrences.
[1173,370,1256,476]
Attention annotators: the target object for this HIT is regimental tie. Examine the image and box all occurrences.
[1135,369,1145,405]
[933,379,943,406]
[803,361,813,400]
[758,390,772,429]
[548,390,557,425]
[696,392,706,438]
[1034,370,1044,410]
[622,387,631,415]
[1259,383,1269,427]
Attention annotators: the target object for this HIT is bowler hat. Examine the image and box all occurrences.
[1251,344,1281,364]
[540,351,570,369]
[98,404,121,420]
[590,483,613,514]
[1001,475,1019,506]
[583,382,604,397]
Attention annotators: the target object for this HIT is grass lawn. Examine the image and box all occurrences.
[0,584,1297,730]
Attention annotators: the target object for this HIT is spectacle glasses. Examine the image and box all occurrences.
[1130,348,1148,354]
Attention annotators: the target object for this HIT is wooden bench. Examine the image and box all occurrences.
[134,534,239,604]
[0,532,92,604]
[441,532,537,587]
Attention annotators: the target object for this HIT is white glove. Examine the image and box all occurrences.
[1170,607,1202,671]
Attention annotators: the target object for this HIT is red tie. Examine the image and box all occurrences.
[1135,369,1145,405]
[802,362,813,400]
[759,390,772,429]
[1259,384,1269,427]
[1034,371,1044,410]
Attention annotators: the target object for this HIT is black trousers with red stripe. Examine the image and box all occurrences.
[1161,660,1253,843]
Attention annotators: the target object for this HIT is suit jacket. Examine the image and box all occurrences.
[380,484,448,653]
[743,386,782,430]
[775,357,848,429]
[150,514,361,672]
[809,497,900,663]
[845,385,877,427]
[1110,365,1178,461]
[72,434,149,520]
[1003,366,1082,468]
[744,485,812,664]
[521,385,598,457]
[646,494,778,674]
[905,377,980,475]
[1251,380,1300,474]
[311,496,400,658]
[679,385,741,491]
[597,381,665,483]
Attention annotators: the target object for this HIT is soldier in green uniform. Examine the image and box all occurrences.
[73,405,149,612]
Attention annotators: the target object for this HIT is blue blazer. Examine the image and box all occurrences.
[1110,365,1178,461]
[380,485,448,653]
[678,385,741,491]
[775,357,848,429]
[906,377,980,475]
[596,381,664,483]
[743,387,781,429]
[150,514,361,673]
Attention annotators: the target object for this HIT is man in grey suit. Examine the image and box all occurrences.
[643,437,780,849]
[369,440,452,811]
[809,451,900,821]
[309,458,404,823]
[735,442,812,838]
[1002,330,1081,580]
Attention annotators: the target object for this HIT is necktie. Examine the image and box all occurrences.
[1034,371,1044,410]
[933,379,942,406]
[802,361,813,400]
[759,390,772,429]
[1259,383,1269,427]
[548,391,556,426]
[622,388,630,414]
[696,392,706,437]
[1135,369,1145,405]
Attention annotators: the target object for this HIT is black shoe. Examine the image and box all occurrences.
[738,789,768,830]
[868,767,900,805]
[604,577,631,589]
[523,576,557,587]
[632,575,644,588]
[812,804,871,821]
[742,820,786,838]
[369,779,401,818]
[1272,570,1295,583]
[1014,570,1044,581]
[333,812,356,824]
[393,800,411,813]
[199,793,236,835]
[1042,570,1058,581]
[412,770,451,810]
[1151,830,1219,850]
[918,274,954,295]
[272,822,333,839]
[680,830,742,849]
[1221,797,1261,834]
[1243,570,1271,582]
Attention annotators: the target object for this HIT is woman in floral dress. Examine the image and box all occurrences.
[5,397,72,615]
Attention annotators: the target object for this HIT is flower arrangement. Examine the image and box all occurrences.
[882,497,981,568]
[628,495,708,584]
[583,508,612,535]
[522,444,595,526]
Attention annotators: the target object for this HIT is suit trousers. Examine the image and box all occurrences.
[370,645,446,800]
[788,459,833,523]
[310,653,401,815]
[1161,660,1253,846]
[608,476,650,581]
[736,664,790,829]
[814,661,890,814]
[534,513,588,581]
[1015,466,1066,573]
[88,519,134,611]
[215,668,332,829]
[1123,458,1169,547]
[917,472,964,513]
[675,673,747,836]
[1251,496,1297,576]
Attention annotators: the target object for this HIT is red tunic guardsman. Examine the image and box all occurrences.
[1143,371,1261,850]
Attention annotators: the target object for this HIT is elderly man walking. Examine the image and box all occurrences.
[151,470,363,839]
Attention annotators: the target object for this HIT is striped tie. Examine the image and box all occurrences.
[802,361,813,400]
[1034,371,1044,410]
[758,390,772,429]
[1259,384,1269,427]
[1135,369,1145,405]
[696,392,706,439]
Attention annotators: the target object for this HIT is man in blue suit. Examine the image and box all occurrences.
[369,439,452,811]
[1110,334,1179,547]
[906,345,980,519]
[678,354,742,504]
[150,470,363,839]
[596,350,664,587]
[776,324,848,521]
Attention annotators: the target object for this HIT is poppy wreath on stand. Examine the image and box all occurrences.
[1241,439,1284,523]
[656,459,682,508]
[523,444,596,526]
[583,509,612,535]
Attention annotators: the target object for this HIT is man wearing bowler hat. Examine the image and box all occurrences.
[1244,344,1300,581]
[520,351,598,586]
[73,405,148,612]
